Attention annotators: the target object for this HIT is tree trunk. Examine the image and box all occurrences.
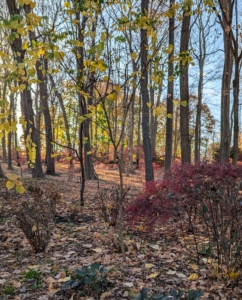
[194,11,207,163]
[219,0,233,162]
[7,91,14,170]
[179,4,191,164]
[141,0,154,182]
[1,80,7,163]
[232,0,241,165]
[23,3,55,175]
[165,0,175,170]
[136,94,141,168]
[128,92,135,173]
[232,61,240,164]
[0,164,5,178]
[35,59,55,175]
[49,74,72,162]
[6,0,43,178]
[150,84,155,156]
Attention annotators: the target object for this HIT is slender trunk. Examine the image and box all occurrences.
[2,133,6,163]
[220,35,232,161]
[173,106,179,160]
[232,0,241,165]
[7,91,14,170]
[136,95,141,168]
[165,0,175,170]
[1,80,7,163]
[0,164,5,178]
[179,5,191,164]
[219,0,233,162]
[49,74,72,163]
[34,89,41,163]
[141,0,154,182]
[150,84,155,155]
[232,60,240,164]
[195,60,204,162]
[128,94,135,173]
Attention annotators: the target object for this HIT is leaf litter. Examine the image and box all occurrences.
[0,163,241,299]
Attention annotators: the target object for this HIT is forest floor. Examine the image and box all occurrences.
[0,161,242,300]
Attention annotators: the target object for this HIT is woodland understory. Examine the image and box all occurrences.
[0,161,242,300]
[1,0,242,299]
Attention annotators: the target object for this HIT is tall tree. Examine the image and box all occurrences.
[141,0,154,182]
[179,0,191,164]
[215,0,233,162]
[215,0,242,164]
[165,0,175,170]
[5,0,43,177]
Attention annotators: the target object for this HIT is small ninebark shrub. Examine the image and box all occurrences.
[192,178,242,280]
[16,185,59,253]
[126,163,242,281]
[97,185,129,227]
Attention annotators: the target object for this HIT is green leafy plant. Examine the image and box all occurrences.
[133,287,204,300]
[61,262,109,296]
[23,269,42,287]
[3,285,14,295]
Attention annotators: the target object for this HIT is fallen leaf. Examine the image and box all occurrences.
[92,248,103,253]
[188,273,199,281]
[145,263,155,269]
[177,273,186,278]
[12,280,21,288]
[58,276,71,283]
[83,244,93,248]
[38,296,48,300]
[28,265,40,269]
[0,279,6,285]
[190,264,199,271]
[148,244,159,250]
[60,271,66,279]
[124,282,133,287]
[100,291,112,299]
[149,272,159,278]
[226,271,240,279]
[167,270,176,275]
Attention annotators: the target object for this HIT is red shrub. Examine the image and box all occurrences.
[126,162,242,229]
[125,180,172,228]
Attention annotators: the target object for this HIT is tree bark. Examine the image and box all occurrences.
[49,74,72,161]
[141,0,154,182]
[7,90,14,170]
[218,0,233,162]
[165,0,175,170]
[6,0,43,177]
[179,4,191,164]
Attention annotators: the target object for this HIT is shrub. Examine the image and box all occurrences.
[126,162,242,281]
[133,287,204,300]
[126,162,242,228]
[125,180,172,228]
[191,178,242,280]
[97,185,129,227]
[16,185,58,253]
[61,262,109,297]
